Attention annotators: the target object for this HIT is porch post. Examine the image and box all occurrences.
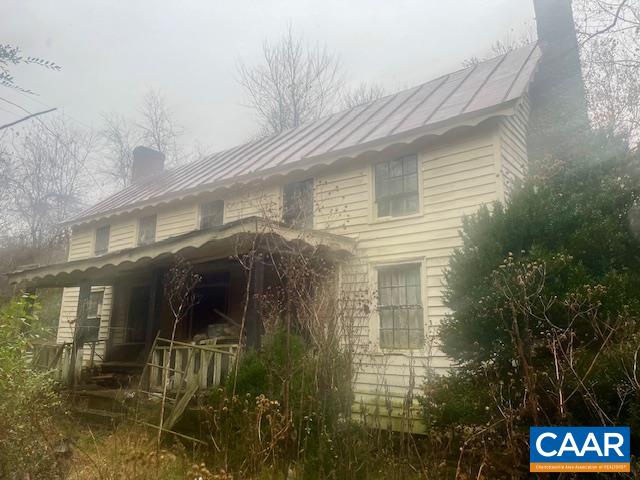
[246,256,264,349]
[145,269,163,351]
[70,282,91,388]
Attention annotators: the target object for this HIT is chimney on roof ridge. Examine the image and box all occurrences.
[131,146,165,183]
[528,0,590,166]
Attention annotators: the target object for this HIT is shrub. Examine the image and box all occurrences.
[0,294,64,478]
[420,153,640,475]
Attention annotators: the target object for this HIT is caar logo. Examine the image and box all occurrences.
[530,427,630,473]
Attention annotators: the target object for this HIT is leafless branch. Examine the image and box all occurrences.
[237,25,345,136]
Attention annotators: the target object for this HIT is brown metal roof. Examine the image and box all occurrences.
[70,43,541,224]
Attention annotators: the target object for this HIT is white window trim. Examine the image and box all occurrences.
[281,178,315,229]
[368,154,424,224]
[137,214,157,246]
[198,199,225,230]
[93,225,110,257]
[368,257,429,355]
[79,287,106,343]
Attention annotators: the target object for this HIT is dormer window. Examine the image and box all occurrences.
[283,179,313,229]
[138,214,157,246]
[200,200,224,229]
[94,225,110,256]
[374,155,419,218]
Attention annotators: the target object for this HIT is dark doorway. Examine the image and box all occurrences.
[127,285,150,343]
[189,272,230,338]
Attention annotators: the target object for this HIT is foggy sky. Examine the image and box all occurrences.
[1,0,534,156]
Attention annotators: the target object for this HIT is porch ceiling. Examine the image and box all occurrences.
[7,216,356,288]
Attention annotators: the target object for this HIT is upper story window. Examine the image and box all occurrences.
[374,155,419,218]
[79,290,103,342]
[200,200,224,229]
[94,225,110,256]
[283,179,313,229]
[378,263,423,349]
[138,214,157,246]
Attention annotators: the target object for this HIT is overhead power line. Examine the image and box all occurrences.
[0,108,57,130]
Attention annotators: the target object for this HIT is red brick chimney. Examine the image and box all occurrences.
[131,146,165,183]
[528,0,590,165]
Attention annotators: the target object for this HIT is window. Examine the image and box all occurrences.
[94,225,110,256]
[78,291,103,342]
[374,155,419,217]
[200,200,224,229]
[378,264,423,349]
[283,179,313,229]
[138,214,157,245]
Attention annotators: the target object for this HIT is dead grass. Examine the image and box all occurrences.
[65,424,193,480]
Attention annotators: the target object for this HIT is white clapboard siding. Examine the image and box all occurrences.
[312,126,516,407]
[156,204,198,241]
[224,186,282,223]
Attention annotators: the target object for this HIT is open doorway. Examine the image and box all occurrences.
[188,271,230,339]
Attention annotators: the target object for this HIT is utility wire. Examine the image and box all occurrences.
[0,108,57,131]
[6,89,95,130]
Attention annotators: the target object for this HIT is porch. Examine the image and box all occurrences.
[14,217,354,392]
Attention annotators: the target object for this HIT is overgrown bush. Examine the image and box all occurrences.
[0,294,65,478]
[420,152,640,476]
[205,328,357,478]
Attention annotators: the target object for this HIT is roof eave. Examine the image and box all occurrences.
[9,216,357,287]
[64,99,521,228]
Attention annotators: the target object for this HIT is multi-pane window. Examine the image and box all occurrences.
[138,214,157,246]
[200,200,224,229]
[283,179,313,229]
[78,291,103,342]
[94,225,110,256]
[375,155,419,217]
[378,264,423,349]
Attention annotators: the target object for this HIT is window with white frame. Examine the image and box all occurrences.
[283,178,314,229]
[374,155,419,218]
[200,200,224,229]
[377,264,424,349]
[94,225,110,256]
[78,290,103,342]
[138,214,157,246]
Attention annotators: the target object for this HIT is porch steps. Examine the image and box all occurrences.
[74,406,126,420]
[71,388,135,425]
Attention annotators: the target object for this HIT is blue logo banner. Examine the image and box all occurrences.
[530,427,630,473]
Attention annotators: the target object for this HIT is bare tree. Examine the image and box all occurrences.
[137,88,184,165]
[100,88,184,188]
[1,116,95,250]
[574,0,639,53]
[157,257,201,447]
[237,26,344,136]
[99,113,136,189]
[341,82,386,110]
[0,139,12,233]
[574,0,640,145]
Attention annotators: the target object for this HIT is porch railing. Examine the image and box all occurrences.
[31,340,106,385]
[31,341,74,383]
[147,338,239,392]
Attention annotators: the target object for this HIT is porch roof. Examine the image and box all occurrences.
[7,217,356,288]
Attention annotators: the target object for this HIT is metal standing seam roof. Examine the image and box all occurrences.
[70,43,541,225]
